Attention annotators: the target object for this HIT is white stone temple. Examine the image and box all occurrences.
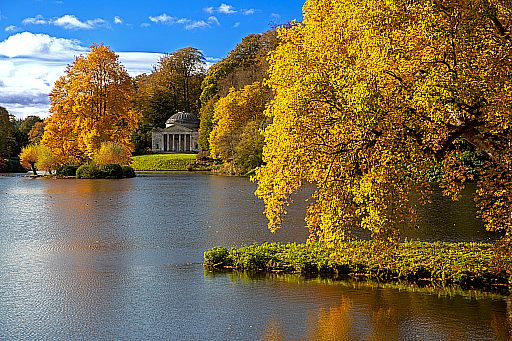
[152,112,200,153]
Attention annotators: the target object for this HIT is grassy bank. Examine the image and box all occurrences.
[131,154,197,171]
[204,241,511,294]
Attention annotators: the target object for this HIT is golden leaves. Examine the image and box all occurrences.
[256,0,512,246]
[41,44,138,164]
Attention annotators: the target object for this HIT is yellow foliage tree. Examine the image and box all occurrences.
[42,44,139,164]
[209,81,269,174]
[93,141,132,166]
[19,144,57,175]
[256,0,512,245]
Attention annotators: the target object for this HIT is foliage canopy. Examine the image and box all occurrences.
[256,0,512,245]
[41,44,138,164]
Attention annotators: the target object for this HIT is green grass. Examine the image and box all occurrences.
[204,241,511,294]
[131,154,197,171]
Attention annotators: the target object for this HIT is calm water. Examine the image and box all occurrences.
[0,173,509,340]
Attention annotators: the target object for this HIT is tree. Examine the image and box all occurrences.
[19,145,39,175]
[28,121,45,144]
[199,31,277,151]
[133,47,206,151]
[256,0,512,246]
[209,82,269,174]
[0,107,18,157]
[41,44,139,164]
[19,144,57,175]
[93,141,132,165]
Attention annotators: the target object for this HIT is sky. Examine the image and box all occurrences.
[0,0,304,119]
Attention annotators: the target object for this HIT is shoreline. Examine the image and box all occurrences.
[204,241,511,296]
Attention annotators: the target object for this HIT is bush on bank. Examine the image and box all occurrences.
[204,241,511,293]
[76,163,135,179]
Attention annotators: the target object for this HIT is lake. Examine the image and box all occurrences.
[0,173,509,340]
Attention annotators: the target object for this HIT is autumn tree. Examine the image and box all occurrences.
[256,0,512,245]
[19,145,39,175]
[93,141,132,165]
[133,48,206,152]
[199,31,277,151]
[41,44,139,164]
[209,82,269,174]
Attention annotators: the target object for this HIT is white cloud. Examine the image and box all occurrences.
[23,15,47,25]
[208,16,220,26]
[114,16,123,24]
[241,9,256,15]
[205,4,242,15]
[0,32,85,59]
[218,3,236,14]
[4,25,19,32]
[0,32,164,119]
[185,21,208,30]
[22,14,107,30]
[232,22,240,28]
[149,13,174,23]
[149,13,216,30]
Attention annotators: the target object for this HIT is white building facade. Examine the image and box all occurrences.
[152,112,200,153]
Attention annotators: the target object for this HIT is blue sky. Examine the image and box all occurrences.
[0,0,304,118]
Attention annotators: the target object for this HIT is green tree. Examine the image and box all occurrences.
[256,0,512,245]
[0,107,18,157]
[133,47,206,151]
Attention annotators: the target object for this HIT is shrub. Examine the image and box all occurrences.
[99,164,123,179]
[121,165,136,178]
[76,164,102,179]
[56,165,79,176]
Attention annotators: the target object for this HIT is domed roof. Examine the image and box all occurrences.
[165,112,200,129]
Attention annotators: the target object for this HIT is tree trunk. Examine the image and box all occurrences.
[30,162,37,177]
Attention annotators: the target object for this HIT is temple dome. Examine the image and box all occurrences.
[165,112,200,129]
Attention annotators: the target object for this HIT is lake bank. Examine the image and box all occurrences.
[204,241,511,295]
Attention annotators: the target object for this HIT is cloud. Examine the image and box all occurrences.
[232,22,240,28]
[149,13,174,23]
[241,9,256,15]
[0,32,164,119]
[204,4,255,16]
[0,32,85,59]
[22,14,107,30]
[114,16,123,24]
[208,16,220,26]
[149,13,217,30]
[23,15,47,25]
[4,25,19,32]
[218,3,236,14]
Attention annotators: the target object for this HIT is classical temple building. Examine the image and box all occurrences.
[152,112,200,153]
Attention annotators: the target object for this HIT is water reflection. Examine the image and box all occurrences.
[219,272,511,341]
[0,174,509,339]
